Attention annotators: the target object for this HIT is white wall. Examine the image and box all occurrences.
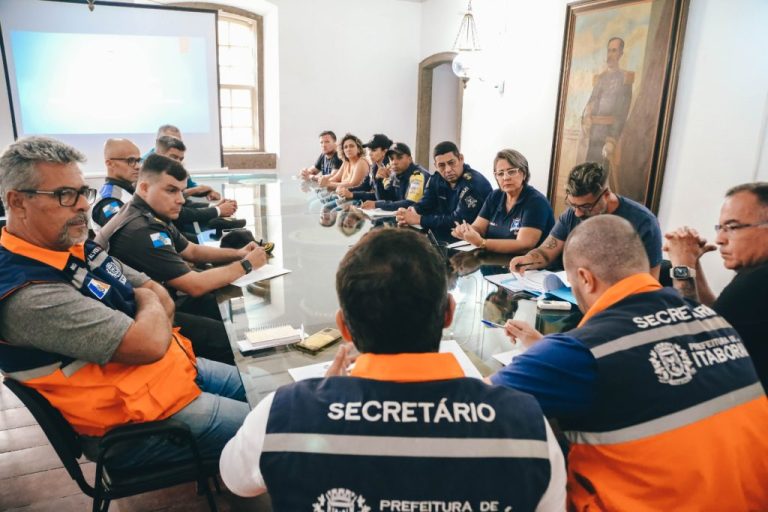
[419,0,768,294]
[1,0,422,177]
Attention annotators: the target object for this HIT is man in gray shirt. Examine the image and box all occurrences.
[0,136,248,470]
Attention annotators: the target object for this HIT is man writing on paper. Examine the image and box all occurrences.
[96,154,266,304]
[220,228,566,510]
[490,215,768,511]
[509,162,662,278]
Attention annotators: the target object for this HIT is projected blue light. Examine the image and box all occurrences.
[11,31,210,134]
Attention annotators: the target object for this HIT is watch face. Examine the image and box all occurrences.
[672,266,690,279]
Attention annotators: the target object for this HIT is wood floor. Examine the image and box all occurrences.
[0,381,272,512]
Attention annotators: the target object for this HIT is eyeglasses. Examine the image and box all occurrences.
[494,168,522,179]
[19,186,97,207]
[110,157,143,166]
[565,188,607,213]
[714,221,768,234]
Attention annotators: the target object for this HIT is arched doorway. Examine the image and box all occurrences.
[415,52,464,166]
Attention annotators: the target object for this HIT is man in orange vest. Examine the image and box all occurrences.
[490,215,768,511]
[0,136,248,470]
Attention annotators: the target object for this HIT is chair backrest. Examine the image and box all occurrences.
[3,379,94,496]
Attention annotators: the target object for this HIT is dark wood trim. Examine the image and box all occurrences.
[223,152,276,169]
[172,2,266,152]
[415,52,462,166]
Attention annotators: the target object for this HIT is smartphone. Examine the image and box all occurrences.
[295,328,342,353]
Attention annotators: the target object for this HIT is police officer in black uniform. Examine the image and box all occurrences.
[397,140,492,240]
[96,154,267,364]
[91,138,142,229]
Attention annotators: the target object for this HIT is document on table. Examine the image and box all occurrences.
[484,270,577,304]
[360,208,397,219]
[237,325,305,354]
[446,240,479,252]
[230,264,291,287]
[287,339,483,381]
[490,300,535,366]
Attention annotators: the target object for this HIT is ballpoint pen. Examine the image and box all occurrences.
[481,319,505,328]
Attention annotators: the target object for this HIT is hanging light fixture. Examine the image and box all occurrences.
[451,0,482,87]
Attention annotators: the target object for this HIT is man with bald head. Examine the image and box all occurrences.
[91,138,142,228]
[489,215,768,511]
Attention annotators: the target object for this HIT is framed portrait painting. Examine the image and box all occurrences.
[547,0,689,214]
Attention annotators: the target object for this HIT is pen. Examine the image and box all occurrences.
[481,319,505,328]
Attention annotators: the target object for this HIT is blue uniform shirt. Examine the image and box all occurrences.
[550,195,662,267]
[478,185,554,245]
[375,162,428,211]
[415,164,492,240]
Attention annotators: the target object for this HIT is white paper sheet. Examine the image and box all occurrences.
[230,264,291,287]
[287,339,483,381]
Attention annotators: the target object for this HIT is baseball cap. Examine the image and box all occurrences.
[387,142,412,157]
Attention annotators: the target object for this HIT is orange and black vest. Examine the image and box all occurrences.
[562,286,768,511]
[0,232,200,436]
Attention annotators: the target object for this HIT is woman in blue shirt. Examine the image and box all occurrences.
[451,149,554,254]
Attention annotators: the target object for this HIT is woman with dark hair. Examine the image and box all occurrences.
[319,133,369,191]
[451,149,553,254]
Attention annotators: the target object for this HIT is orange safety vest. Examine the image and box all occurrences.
[0,230,201,436]
[564,274,768,511]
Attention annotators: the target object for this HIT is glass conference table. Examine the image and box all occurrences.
[205,173,581,408]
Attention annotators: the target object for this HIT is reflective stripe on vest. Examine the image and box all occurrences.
[0,240,201,436]
[565,381,764,445]
[561,289,768,511]
[261,376,553,511]
[263,432,549,459]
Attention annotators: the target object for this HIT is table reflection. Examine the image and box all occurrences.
[211,175,581,407]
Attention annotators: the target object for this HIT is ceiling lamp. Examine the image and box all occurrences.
[451,0,482,86]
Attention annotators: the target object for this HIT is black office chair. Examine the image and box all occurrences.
[3,379,221,512]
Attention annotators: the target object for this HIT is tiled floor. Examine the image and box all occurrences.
[0,381,271,511]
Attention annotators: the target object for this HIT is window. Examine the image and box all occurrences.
[217,11,262,151]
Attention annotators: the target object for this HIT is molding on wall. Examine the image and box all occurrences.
[415,51,462,166]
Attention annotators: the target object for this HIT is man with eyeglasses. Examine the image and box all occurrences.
[0,136,248,470]
[665,182,768,389]
[396,141,492,240]
[509,162,662,278]
[91,138,143,229]
[489,215,768,511]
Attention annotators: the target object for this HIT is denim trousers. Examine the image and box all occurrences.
[88,358,249,470]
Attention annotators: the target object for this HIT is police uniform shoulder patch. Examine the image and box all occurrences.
[86,278,111,300]
[101,201,121,219]
[463,173,472,181]
[150,231,173,248]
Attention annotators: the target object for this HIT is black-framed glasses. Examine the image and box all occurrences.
[109,157,143,166]
[494,168,522,179]
[18,186,97,207]
[565,188,607,213]
[714,221,768,234]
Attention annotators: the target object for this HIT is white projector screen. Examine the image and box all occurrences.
[0,0,222,172]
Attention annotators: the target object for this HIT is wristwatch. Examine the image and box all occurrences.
[240,258,253,274]
[670,265,696,280]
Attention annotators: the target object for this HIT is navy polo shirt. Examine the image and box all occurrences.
[478,185,554,246]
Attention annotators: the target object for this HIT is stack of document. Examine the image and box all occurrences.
[237,325,305,353]
[484,270,577,304]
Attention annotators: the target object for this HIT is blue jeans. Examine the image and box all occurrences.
[88,358,249,470]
